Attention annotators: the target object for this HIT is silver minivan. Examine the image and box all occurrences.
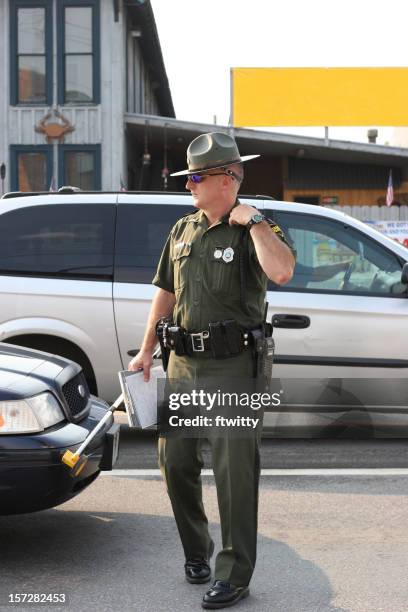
[1,191,407,435]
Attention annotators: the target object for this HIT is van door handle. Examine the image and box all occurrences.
[272,314,310,329]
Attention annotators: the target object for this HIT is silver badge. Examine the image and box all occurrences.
[78,384,86,398]
[222,247,234,263]
[214,248,223,259]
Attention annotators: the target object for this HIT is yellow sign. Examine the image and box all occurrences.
[231,68,408,127]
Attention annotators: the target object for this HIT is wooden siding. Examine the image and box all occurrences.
[126,34,158,115]
[8,107,102,144]
[284,187,408,207]
[326,205,408,222]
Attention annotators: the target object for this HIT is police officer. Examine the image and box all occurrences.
[129,132,295,609]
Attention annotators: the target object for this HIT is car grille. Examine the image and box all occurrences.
[62,372,90,420]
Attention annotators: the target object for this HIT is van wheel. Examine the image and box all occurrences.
[4,335,97,395]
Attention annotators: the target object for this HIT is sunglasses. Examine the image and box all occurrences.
[188,169,243,184]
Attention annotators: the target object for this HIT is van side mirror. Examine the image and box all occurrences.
[401,262,408,285]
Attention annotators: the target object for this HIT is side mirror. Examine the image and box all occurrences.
[401,262,408,285]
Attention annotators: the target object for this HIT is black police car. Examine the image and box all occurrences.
[0,343,119,515]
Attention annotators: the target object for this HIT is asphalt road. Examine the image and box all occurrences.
[2,471,408,612]
[3,420,408,612]
[114,413,408,470]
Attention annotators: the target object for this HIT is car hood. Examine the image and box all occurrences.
[0,343,68,395]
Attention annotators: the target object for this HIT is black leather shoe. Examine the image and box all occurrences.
[202,581,250,609]
[185,541,215,584]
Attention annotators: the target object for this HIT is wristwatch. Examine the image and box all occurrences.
[246,212,265,230]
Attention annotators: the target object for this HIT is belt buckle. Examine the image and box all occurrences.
[190,331,209,352]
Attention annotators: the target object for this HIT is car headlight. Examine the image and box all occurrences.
[0,392,65,434]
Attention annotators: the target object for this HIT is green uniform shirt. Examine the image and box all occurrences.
[152,202,293,333]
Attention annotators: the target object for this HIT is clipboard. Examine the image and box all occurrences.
[118,365,165,429]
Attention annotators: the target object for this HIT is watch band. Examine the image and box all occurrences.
[246,212,265,230]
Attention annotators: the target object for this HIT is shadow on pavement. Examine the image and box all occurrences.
[0,509,346,612]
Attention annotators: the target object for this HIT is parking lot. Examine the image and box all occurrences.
[2,423,408,612]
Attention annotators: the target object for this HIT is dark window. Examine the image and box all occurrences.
[10,0,53,105]
[18,7,46,102]
[0,204,115,279]
[59,145,101,190]
[288,157,401,190]
[58,0,100,104]
[133,39,142,113]
[10,145,53,191]
[65,151,94,188]
[115,204,193,283]
[267,210,404,297]
[64,7,92,102]
[293,196,320,205]
[18,152,47,190]
[11,0,100,106]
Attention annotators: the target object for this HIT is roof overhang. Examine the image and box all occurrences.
[125,113,408,168]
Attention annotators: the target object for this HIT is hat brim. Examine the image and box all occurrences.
[170,154,260,177]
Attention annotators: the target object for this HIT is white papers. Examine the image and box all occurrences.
[118,365,165,429]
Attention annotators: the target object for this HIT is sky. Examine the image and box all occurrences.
[150,0,408,146]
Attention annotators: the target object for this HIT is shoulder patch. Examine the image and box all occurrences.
[266,219,285,239]
[265,218,296,258]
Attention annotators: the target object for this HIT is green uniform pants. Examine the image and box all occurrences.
[158,350,263,587]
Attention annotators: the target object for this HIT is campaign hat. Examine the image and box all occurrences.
[170,131,259,177]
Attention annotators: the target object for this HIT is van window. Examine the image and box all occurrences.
[267,210,404,296]
[115,204,193,283]
[0,204,115,279]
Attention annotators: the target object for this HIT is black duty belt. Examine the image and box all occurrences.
[184,329,247,355]
[157,318,272,359]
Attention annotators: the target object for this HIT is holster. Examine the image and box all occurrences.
[249,303,274,380]
[263,335,275,384]
[167,325,187,356]
[249,328,265,378]
[155,318,172,371]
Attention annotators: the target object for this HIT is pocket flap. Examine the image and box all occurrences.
[173,241,192,260]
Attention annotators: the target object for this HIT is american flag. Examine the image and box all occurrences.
[386,170,394,207]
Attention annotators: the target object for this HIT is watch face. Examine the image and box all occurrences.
[247,213,265,230]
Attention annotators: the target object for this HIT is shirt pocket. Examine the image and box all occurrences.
[173,241,192,291]
[210,256,240,297]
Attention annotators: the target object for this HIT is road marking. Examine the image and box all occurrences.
[102,468,408,478]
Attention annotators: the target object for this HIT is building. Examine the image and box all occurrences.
[391,128,408,149]
[1,0,408,214]
[125,114,408,213]
[0,0,174,193]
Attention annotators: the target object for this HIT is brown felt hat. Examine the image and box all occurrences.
[170,131,260,176]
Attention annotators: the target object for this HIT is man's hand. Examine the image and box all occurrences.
[128,349,153,382]
[230,204,295,285]
[229,204,259,226]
